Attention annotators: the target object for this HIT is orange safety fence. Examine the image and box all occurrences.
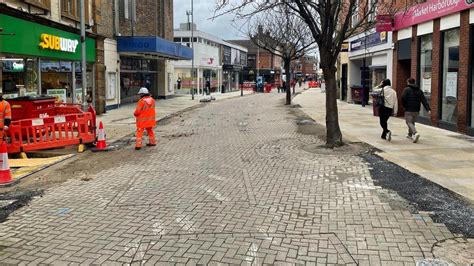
[6,104,96,154]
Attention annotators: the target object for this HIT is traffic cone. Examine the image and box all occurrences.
[0,141,13,185]
[96,121,107,150]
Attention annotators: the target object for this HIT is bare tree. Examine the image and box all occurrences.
[247,6,315,105]
[216,0,399,148]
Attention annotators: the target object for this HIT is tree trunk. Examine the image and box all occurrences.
[322,66,343,148]
[284,59,291,105]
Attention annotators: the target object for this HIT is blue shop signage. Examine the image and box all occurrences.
[350,32,388,52]
[117,36,193,60]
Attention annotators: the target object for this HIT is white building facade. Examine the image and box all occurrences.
[173,23,247,94]
[347,30,393,104]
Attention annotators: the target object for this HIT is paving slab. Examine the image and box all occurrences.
[294,88,474,202]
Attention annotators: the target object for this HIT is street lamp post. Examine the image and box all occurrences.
[80,0,87,110]
[190,0,195,100]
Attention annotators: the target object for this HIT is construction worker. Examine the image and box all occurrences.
[0,94,12,140]
[134,87,156,150]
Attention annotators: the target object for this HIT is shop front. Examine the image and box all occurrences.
[117,36,192,102]
[347,31,392,104]
[221,46,246,93]
[392,1,474,134]
[0,14,96,104]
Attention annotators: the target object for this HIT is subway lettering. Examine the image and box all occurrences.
[39,34,79,53]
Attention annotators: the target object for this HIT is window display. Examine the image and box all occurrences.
[419,34,433,118]
[441,29,459,123]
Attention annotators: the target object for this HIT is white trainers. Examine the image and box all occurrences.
[387,131,392,142]
[413,133,420,143]
[406,135,413,139]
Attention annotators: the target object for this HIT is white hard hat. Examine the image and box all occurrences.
[138,87,149,95]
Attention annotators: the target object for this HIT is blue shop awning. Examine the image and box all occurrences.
[117,36,193,60]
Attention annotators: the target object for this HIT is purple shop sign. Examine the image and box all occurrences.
[350,32,388,52]
[393,0,474,31]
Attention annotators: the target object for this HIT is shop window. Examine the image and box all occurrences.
[173,37,181,42]
[418,34,433,118]
[351,0,359,28]
[440,28,460,123]
[1,58,39,98]
[61,0,89,22]
[24,0,50,10]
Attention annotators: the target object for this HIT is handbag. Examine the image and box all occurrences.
[375,87,385,107]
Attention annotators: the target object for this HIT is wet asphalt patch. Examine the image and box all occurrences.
[0,190,43,223]
[360,152,474,237]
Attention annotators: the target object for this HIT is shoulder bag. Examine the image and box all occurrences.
[375,87,385,107]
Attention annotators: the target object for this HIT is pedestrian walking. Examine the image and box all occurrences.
[134,87,157,150]
[291,79,296,94]
[374,79,398,141]
[0,94,12,140]
[402,78,430,143]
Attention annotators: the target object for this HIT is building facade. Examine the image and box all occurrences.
[228,40,282,85]
[115,0,191,105]
[0,0,97,107]
[392,2,474,135]
[173,23,247,94]
[346,30,393,104]
[0,0,190,114]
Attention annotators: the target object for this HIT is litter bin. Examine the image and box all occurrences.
[350,85,364,104]
[264,83,272,93]
[8,96,56,120]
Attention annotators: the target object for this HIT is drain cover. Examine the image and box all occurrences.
[416,259,450,266]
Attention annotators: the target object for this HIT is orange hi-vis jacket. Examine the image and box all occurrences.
[134,96,156,128]
[0,100,12,128]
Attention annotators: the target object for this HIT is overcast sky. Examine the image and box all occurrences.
[173,0,246,40]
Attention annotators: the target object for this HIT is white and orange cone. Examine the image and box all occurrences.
[0,141,13,185]
[95,121,107,150]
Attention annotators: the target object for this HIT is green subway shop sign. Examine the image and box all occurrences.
[0,14,96,62]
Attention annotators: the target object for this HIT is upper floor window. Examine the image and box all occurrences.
[61,0,89,22]
[368,0,377,22]
[351,0,359,28]
[24,0,51,10]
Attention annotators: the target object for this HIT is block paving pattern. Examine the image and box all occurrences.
[0,93,470,265]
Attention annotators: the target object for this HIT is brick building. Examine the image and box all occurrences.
[392,2,474,135]
[0,0,97,107]
[0,0,190,114]
[228,40,282,85]
[114,0,191,106]
[292,55,318,80]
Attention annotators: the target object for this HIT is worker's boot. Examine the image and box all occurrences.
[135,139,142,150]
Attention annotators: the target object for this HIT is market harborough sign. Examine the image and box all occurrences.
[393,0,474,30]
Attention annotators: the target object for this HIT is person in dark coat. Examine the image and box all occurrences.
[402,78,430,143]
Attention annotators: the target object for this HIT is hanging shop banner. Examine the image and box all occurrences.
[393,0,474,31]
[231,49,241,65]
[0,14,96,62]
[341,42,349,52]
[376,15,393,32]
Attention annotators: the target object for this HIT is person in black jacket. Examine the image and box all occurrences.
[402,78,430,143]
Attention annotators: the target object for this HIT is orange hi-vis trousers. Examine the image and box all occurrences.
[136,127,156,148]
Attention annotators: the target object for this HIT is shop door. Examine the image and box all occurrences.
[341,64,348,101]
